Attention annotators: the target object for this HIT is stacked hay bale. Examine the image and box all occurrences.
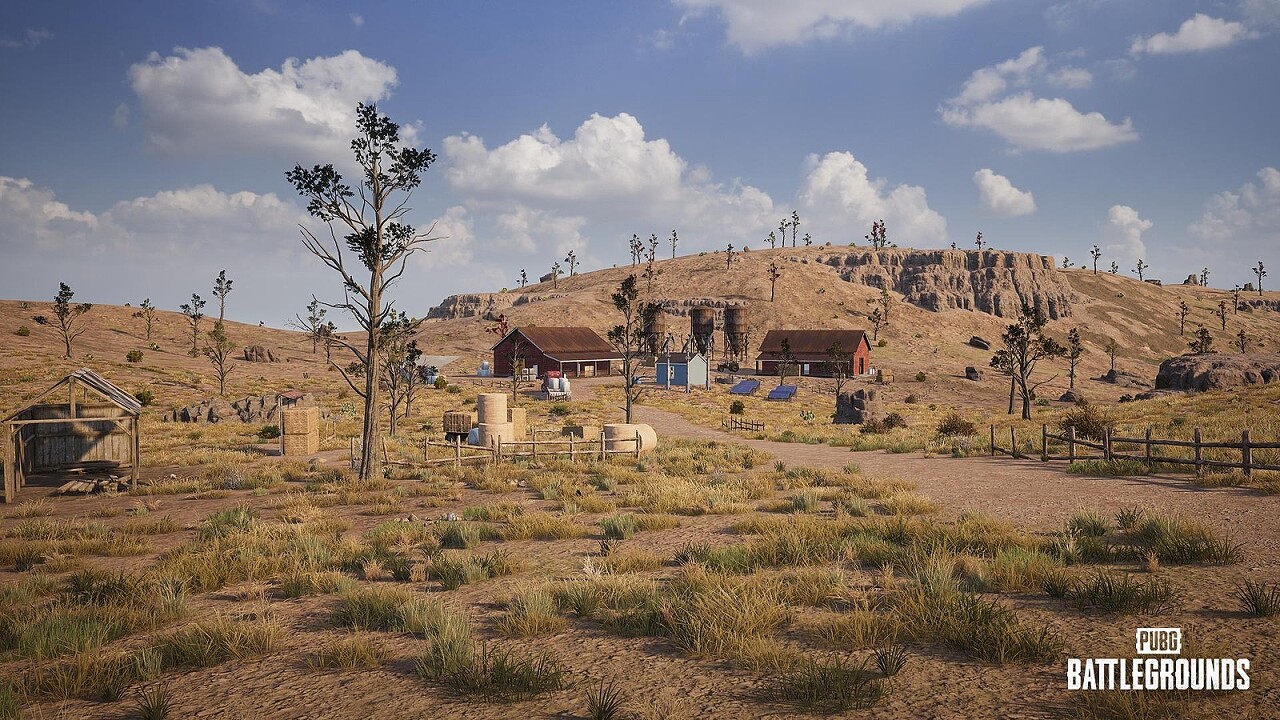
[835,388,882,425]
[280,406,320,455]
[476,393,514,447]
[561,425,602,442]
[602,423,658,454]
[507,406,527,439]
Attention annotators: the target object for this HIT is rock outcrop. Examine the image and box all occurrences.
[165,392,324,424]
[814,250,1075,319]
[835,388,882,425]
[1155,352,1280,392]
[427,293,519,320]
[1102,369,1149,389]
[1182,274,1200,286]
[242,345,278,362]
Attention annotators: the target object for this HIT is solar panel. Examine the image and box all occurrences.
[767,385,797,401]
[729,379,760,395]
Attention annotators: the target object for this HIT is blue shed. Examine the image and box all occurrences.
[655,353,709,389]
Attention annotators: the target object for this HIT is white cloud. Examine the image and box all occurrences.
[127,46,404,160]
[112,103,130,129]
[673,0,994,53]
[1242,0,1280,27]
[0,175,307,256]
[798,152,948,245]
[494,206,587,256]
[416,205,475,268]
[1101,204,1152,266]
[1129,14,1255,55]
[1189,167,1280,242]
[973,169,1036,216]
[350,13,365,27]
[942,48,1136,153]
[0,28,53,49]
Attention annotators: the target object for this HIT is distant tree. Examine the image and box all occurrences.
[1200,267,1210,287]
[1254,261,1267,294]
[289,298,328,354]
[519,269,528,288]
[133,298,157,342]
[767,260,782,302]
[767,231,778,249]
[487,314,527,404]
[642,240,660,296]
[607,275,661,423]
[1104,338,1119,374]
[212,269,233,325]
[1232,285,1242,314]
[974,231,985,250]
[1217,300,1228,331]
[670,230,678,259]
[951,242,957,250]
[990,304,1065,420]
[179,294,206,356]
[791,210,800,247]
[379,311,423,436]
[803,233,812,247]
[1134,259,1148,281]
[1090,245,1101,274]
[318,321,338,362]
[877,287,893,324]
[825,340,850,398]
[285,103,441,482]
[646,233,659,264]
[1110,261,1119,275]
[550,261,561,289]
[725,243,736,270]
[866,220,888,249]
[629,234,642,266]
[1065,327,1084,390]
[776,337,797,386]
[868,307,886,341]
[41,282,92,359]
[564,251,578,276]
[203,321,235,395]
[779,218,789,249]
[1188,326,1214,354]
[1235,328,1252,353]
[1177,300,1190,335]
[1062,257,1073,269]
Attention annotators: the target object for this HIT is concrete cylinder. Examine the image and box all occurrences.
[476,393,508,425]
[690,308,715,355]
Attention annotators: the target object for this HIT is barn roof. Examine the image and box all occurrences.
[3,368,141,422]
[755,329,869,361]
[493,327,621,361]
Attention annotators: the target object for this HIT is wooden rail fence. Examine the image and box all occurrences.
[989,424,1280,478]
[347,430,647,470]
[727,417,765,432]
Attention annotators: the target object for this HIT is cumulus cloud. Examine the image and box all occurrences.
[1242,0,1280,27]
[942,47,1136,152]
[442,112,775,253]
[0,28,53,49]
[1101,204,1152,266]
[798,152,947,245]
[127,46,404,160]
[673,0,994,53]
[1129,14,1255,56]
[973,169,1036,216]
[0,175,307,256]
[1189,167,1280,242]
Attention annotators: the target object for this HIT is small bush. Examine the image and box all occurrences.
[873,644,908,677]
[729,400,745,415]
[126,350,144,363]
[498,586,566,637]
[600,514,636,540]
[133,683,174,720]
[15,326,30,337]
[426,643,565,702]
[770,656,886,712]
[877,339,888,348]
[549,403,571,417]
[1067,510,1110,537]
[903,394,918,404]
[256,425,281,440]
[1235,580,1280,617]
[1058,405,1113,442]
[935,412,976,437]
[1067,459,1148,476]
[434,376,449,390]
[446,385,462,394]
[586,678,628,720]
[1070,572,1175,614]
[1034,398,1050,407]
[134,390,155,407]
[307,634,389,670]
[914,371,927,382]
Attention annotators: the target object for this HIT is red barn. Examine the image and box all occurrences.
[491,326,622,378]
[755,329,871,377]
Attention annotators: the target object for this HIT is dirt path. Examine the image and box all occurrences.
[634,406,1280,568]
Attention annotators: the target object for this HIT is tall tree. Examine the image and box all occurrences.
[1134,259,1148,281]
[825,340,850,398]
[724,243,735,270]
[550,261,561,290]
[1254,261,1267,294]
[289,298,328,354]
[318,321,338,362]
[212,269,233,325]
[1200,267,1210,287]
[1104,338,1119,374]
[133,298,157,342]
[1188,326,1214,354]
[868,307,886,341]
[990,304,1065,420]
[779,218,789,249]
[1090,245,1101,274]
[203,321,235,395]
[767,260,781,302]
[670,229,678,259]
[565,250,578,276]
[1065,327,1084,390]
[866,220,888,249]
[974,231,985,250]
[1235,328,1252,353]
[1217,300,1228,331]
[487,314,527,405]
[1231,285,1242,314]
[1110,261,1119,275]
[379,311,423,436]
[179,294,206,356]
[519,269,528,288]
[606,275,661,423]
[629,234,642,266]
[285,103,440,482]
[776,337,797,386]
[767,231,778,249]
[877,287,893,324]
[41,282,92,359]
[791,210,800,247]
[1177,300,1190,335]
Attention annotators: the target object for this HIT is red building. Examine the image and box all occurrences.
[491,326,622,378]
[755,329,871,377]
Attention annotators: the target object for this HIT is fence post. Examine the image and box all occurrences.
[1010,426,1018,459]
[568,435,575,462]
[1193,427,1202,478]
[532,434,538,463]
[990,425,995,456]
[1242,429,1252,480]
[599,436,605,462]
[423,436,429,463]
[1068,426,1076,464]
[635,431,642,460]
[496,436,503,464]
[1103,427,1112,461]
[1144,427,1152,469]
[1041,424,1048,462]
[454,435,461,469]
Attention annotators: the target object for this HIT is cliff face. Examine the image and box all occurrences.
[426,293,518,320]
[811,250,1075,319]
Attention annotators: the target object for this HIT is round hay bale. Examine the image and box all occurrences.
[476,393,508,425]
[477,421,514,448]
[602,423,658,453]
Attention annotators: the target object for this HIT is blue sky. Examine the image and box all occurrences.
[2,0,1278,326]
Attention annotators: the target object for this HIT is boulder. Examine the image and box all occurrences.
[1058,390,1082,404]
[1244,283,1256,292]
[243,345,278,362]
[1182,274,1200,286]
[1155,352,1280,392]
[835,388,883,425]
[965,366,983,381]
[1101,369,1149,389]
[968,336,991,351]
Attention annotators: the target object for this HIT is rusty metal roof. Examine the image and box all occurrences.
[755,329,869,361]
[4,368,141,422]
[494,326,619,359]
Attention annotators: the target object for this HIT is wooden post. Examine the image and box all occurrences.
[1103,427,1112,461]
[69,377,76,420]
[1010,426,1018,459]
[131,416,140,484]
[1242,429,1252,479]
[423,436,429,463]
[454,435,461,469]
[599,436,605,462]
[1144,427,1152,469]
[349,437,355,469]
[532,433,538,462]
[496,436,503,463]
[1193,427,1203,478]
[4,425,16,504]
[635,431,642,460]
[382,437,389,465]
[1068,425,1076,464]
[568,435,575,462]
[1041,424,1048,462]
[989,425,995,456]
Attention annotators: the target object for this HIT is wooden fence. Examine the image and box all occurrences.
[727,417,765,432]
[989,424,1280,478]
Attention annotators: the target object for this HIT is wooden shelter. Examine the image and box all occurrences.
[755,329,872,377]
[3,369,142,503]
[491,327,622,378]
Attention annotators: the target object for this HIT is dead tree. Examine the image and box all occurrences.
[767,260,781,301]
[203,321,236,396]
[607,275,661,423]
[133,298,157,341]
[179,294,206,357]
[40,283,92,359]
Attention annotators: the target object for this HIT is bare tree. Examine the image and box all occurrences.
[1177,300,1190,335]
[670,229,678,259]
[212,269,233,325]
[1134,259,1148,281]
[1090,245,1101,274]
[179,294,206,357]
[767,260,781,301]
[1188,326,1214,354]
[519,269,528,288]
[487,314,528,405]
[866,220,888,249]
[629,234,642,266]
[1254,261,1267,294]
[990,304,1065,420]
[974,231,985,250]
[550,261,561,289]
[1235,328,1252,353]
[868,307,886,341]
[1217,300,1228,331]
[607,275,661,423]
[133,298,157,341]
[203,321,235,395]
[40,282,92,359]
[1065,327,1084,390]
[318,321,338,362]
[1232,285,1242,314]
[776,337,797,386]
[565,250,578,276]
[791,210,800,247]
[1200,267,1210,287]
[289,298,328,354]
[379,311,423,436]
[285,103,440,482]
[825,340,850,397]
[767,231,778,249]
[877,287,893,324]
[1104,338,1119,374]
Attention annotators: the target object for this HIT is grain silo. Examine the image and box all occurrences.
[644,312,667,354]
[690,307,715,356]
[723,305,749,361]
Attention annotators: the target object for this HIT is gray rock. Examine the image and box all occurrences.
[1155,352,1280,392]
[242,345,278,362]
[965,366,983,381]
[968,336,991,351]
[1058,390,1082,403]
